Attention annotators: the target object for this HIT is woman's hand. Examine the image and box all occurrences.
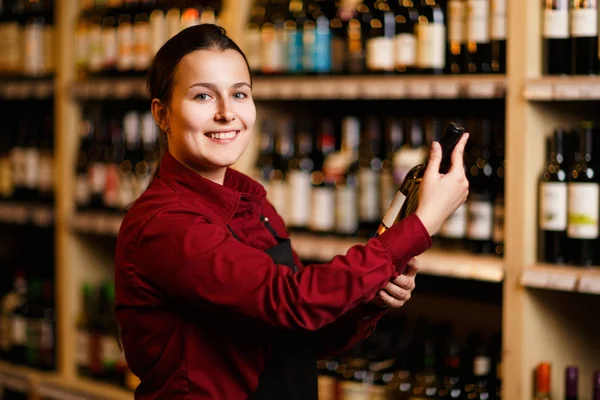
[416,133,470,236]
[371,258,420,309]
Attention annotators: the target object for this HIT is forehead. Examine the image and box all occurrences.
[174,49,251,87]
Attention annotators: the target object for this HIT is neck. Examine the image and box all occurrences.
[170,151,227,185]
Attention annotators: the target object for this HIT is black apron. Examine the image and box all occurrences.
[227,215,318,400]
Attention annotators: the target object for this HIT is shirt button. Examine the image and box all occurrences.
[362,316,371,321]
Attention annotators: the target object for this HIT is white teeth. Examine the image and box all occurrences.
[208,131,237,139]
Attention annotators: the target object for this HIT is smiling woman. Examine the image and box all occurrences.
[114,23,469,400]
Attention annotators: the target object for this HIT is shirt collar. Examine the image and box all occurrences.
[157,151,267,223]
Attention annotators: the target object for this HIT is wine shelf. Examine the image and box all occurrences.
[524,76,600,101]
[0,361,132,400]
[70,212,504,283]
[69,75,507,101]
[521,264,600,295]
[0,80,54,99]
[0,202,54,227]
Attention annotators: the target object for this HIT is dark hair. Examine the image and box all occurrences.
[147,23,252,106]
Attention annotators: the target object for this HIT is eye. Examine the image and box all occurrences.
[194,93,212,101]
[233,92,248,100]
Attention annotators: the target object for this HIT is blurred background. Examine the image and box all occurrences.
[0,0,600,399]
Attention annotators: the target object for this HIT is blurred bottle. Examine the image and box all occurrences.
[309,119,337,235]
[534,362,551,400]
[287,119,315,232]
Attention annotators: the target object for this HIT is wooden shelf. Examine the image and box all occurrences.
[0,80,53,99]
[0,361,56,394]
[291,233,504,282]
[524,76,600,101]
[521,264,600,295]
[69,74,506,101]
[71,211,124,236]
[0,202,54,227]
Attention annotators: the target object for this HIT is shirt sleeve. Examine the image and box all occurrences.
[132,206,431,332]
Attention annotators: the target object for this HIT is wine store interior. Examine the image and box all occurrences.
[1,0,600,399]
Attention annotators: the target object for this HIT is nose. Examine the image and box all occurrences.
[215,98,235,123]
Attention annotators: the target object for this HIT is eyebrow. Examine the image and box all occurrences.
[189,82,252,90]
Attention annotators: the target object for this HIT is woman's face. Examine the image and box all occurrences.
[159,49,256,181]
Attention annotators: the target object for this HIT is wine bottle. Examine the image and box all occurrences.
[284,0,305,74]
[245,0,267,73]
[269,116,295,223]
[347,3,366,74]
[254,119,276,189]
[375,122,465,237]
[567,122,599,266]
[77,283,92,377]
[465,0,492,73]
[380,118,404,217]
[393,0,419,73]
[333,116,360,237]
[539,129,568,264]
[415,0,446,74]
[565,366,578,400]
[490,0,506,73]
[543,0,570,75]
[534,362,551,400]
[312,6,332,74]
[359,116,383,237]
[366,0,396,74]
[309,119,337,235]
[446,0,466,74]
[570,0,599,75]
[287,119,314,232]
[261,0,287,75]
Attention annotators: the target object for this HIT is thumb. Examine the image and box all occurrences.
[424,141,442,180]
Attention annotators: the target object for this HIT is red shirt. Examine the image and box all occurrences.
[114,151,432,399]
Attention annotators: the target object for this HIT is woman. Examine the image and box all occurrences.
[114,24,469,399]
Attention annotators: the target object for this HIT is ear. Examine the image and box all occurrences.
[151,99,170,133]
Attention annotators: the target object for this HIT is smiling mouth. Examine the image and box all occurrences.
[204,130,240,141]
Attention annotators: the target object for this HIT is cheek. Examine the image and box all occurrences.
[176,101,211,132]
[238,102,256,130]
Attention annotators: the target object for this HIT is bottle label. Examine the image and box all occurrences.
[416,23,446,69]
[288,170,311,227]
[570,8,598,37]
[104,164,120,208]
[268,180,288,223]
[467,0,490,43]
[285,29,303,73]
[568,182,599,238]
[76,174,92,207]
[24,21,44,75]
[23,148,40,190]
[262,26,285,73]
[134,21,151,70]
[448,1,465,42]
[539,182,567,231]
[474,356,491,376]
[395,33,417,67]
[544,9,569,39]
[493,200,504,243]
[150,11,167,56]
[441,203,468,239]
[467,200,494,240]
[359,169,380,222]
[367,36,395,71]
[117,22,134,71]
[88,24,103,72]
[12,315,26,345]
[490,0,507,40]
[336,184,358,235]
[245,28,262,71]
[314,21,331,73]
[309,187,335,232]
[1,156,15,198]
[38,152,54,194]
[101,335,121,367]
[102,26,117,69]
[89,162,107,195]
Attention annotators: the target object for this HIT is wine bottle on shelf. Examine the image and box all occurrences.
[466,120,495,254]
[490,0,506,73]
[261,0,287,75]
[438,341,463,399]
[565,366,578,400]
[287,119,314,232]
[330,2,348,74]
[312,5,332,74]
[570,0,599,75]
[380,117,404,218]
[38,112,54,204]
[492,124,505,257]
[245,0,267,73]
[465,340,493,400]
[567,122,599,266]
[358,115,383,237]
[23,115,41,202]
[309,119,337,235]
[539,129,568,264]
[415,0,446,74]
[375,122,465,237]
[446,0,466,74]
[0,268,27,362]
[254,119,276,190]
[534,362,551,400]
[543,0,570,75]
[0,117,14,201]
[116,12,135,74]
[393,0,419,73]
[136,111,159,197]
[119,110,141,210]
[103,116,124,212]
[269,116,295,223]
[101,12,118,75]
[332,116,360,237]
[76,283,92,377]
[366,0,396,74]
[283,0,305,74]
[465,0,491,73]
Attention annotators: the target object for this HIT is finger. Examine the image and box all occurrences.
[391,275,416,291]
[383,282,412,301]
[448,133,469,174]
[423,141,442,181]
[378,290,406,309]
[404,258,420,277]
